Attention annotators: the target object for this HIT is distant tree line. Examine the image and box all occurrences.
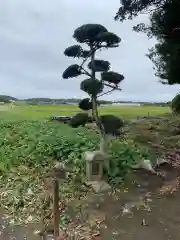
[0,95,171,106]
[0,95,17,103]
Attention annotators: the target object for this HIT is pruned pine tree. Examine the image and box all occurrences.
[62,23,124,158]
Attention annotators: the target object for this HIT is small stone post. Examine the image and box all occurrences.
[51,163,67,240]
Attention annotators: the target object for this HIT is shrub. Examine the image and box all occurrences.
[100,115,124,135]
[69,113,89,128]
[171,93,180,114]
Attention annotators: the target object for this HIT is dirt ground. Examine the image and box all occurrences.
[63,163,180,240]
[1,163,180,240]
[91,164,180,240]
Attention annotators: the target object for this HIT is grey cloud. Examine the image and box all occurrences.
[0,0,179,101]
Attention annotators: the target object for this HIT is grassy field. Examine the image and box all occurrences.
[0,103,175,226]
[0,103,171,120]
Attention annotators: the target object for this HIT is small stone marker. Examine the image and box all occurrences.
[52,163,68,240]
[84,151,111,193]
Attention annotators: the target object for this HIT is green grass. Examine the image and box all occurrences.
[0,104,171,121]
[100,105,170,118]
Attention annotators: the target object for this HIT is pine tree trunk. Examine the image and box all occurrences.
[90,47,107,155]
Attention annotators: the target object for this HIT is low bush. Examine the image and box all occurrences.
[171,94,180,115]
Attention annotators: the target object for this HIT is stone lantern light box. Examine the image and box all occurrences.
[84,151,104,181]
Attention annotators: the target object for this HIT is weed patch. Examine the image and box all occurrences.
[0,119,156,224]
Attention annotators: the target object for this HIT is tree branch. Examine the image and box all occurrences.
[99,44,119,48]
[79,44,118,75]
[81,67,91,77]
[79,48,96,69]
[98,89,115,97]
[103,82,122,91]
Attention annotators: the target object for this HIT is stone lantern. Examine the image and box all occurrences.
[84,151,111,193]
[84,150,104,181]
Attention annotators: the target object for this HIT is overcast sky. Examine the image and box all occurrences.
[0,0,179,102]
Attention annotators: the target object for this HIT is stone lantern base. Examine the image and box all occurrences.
[85,180,111,193]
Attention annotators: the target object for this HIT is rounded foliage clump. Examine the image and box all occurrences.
[101,71,124,85]
[79,98,92,110]
[64,45,82,57]
[62,64,81,79]
[69,113,89,128]
[80,78,104,96]
[73,24,108,43]
[88,60,110,72]
[81,50,91,58]
[95,32,121,45]
[171,94,180,114]
[100,115,124,135]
